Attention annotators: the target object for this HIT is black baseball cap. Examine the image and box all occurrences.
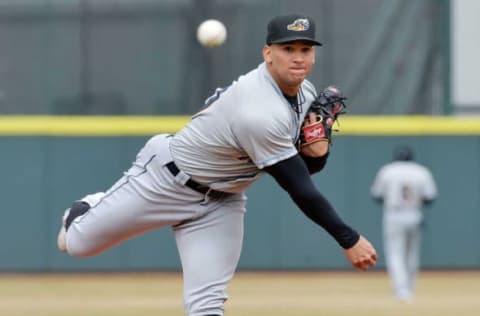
[266,14,322,46]
[393,146,414,161]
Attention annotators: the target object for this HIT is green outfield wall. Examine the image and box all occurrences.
[1,116,479,271]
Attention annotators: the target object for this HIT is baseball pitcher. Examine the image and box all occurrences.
[57,14,377,316]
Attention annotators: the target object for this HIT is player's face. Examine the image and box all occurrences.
[263,41,315,95]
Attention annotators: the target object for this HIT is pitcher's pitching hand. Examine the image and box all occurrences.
[344,235,377,271]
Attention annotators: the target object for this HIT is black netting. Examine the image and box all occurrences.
[0,0,447,115]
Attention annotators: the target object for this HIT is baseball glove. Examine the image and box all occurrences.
[297,86,347,157]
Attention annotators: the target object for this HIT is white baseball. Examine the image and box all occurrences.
[196,19,227,48]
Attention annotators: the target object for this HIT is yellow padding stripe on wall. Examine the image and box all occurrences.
[0,115,479,136]
[0,116,189,136]
[338,116,480,135]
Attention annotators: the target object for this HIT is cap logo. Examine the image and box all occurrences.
[287,19,310,31]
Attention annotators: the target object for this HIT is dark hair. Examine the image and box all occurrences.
[393,146,414,161]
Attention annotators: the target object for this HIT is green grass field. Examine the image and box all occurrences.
[1,271,479,316]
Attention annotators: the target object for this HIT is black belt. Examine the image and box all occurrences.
[166,161,229,199]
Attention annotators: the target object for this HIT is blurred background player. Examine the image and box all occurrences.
[370,146,438,303]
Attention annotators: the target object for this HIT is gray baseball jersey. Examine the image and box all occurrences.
[170,62,317,193]
[371,161,437,212]
[61,61,319,316]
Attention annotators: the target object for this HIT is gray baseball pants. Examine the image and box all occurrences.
[64,134,247,316]
[383,210,422,301]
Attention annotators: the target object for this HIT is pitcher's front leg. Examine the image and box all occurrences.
[174,200,245,316]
